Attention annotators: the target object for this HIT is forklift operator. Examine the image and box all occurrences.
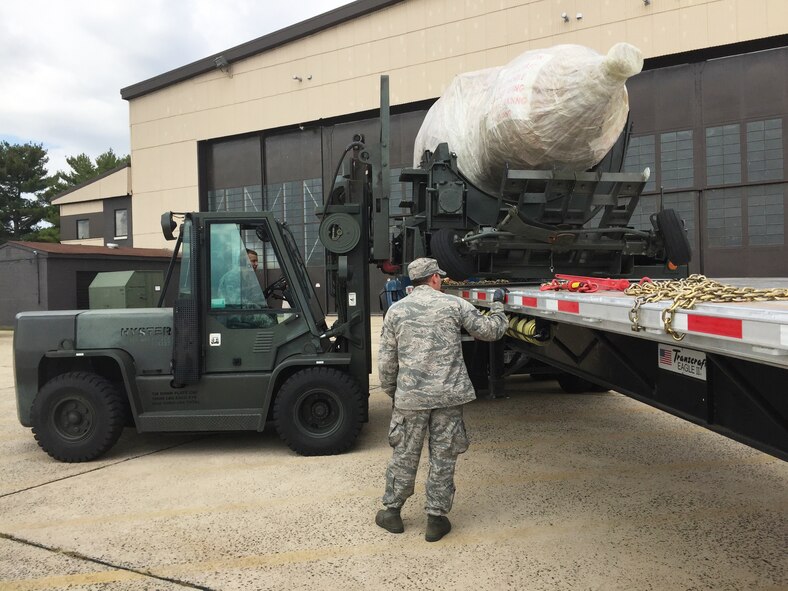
[217,248,276,328]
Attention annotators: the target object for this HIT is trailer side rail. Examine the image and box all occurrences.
[444,282,788,370]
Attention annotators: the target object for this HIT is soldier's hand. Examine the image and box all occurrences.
[492,288,507,303]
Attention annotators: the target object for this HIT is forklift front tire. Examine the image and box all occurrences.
[273,367,364,456]
[31,371,126,462]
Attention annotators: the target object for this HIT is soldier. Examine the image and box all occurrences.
[376,257,508,542]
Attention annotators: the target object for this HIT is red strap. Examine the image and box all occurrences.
[540,279,563,291]
[555,274,631,291]
[540,279,597,293]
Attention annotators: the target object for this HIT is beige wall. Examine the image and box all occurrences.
[58,200,103,217]
[53,166,131,205]
[61,237,104,247]
[127,0,788,247]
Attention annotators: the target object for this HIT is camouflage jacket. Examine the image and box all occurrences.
[378,285,508,410]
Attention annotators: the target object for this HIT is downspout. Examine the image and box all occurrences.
[33,250,41,305]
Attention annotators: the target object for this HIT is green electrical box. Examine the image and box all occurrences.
[89,270,164,309]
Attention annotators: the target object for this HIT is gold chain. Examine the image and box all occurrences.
[624,274,788,341]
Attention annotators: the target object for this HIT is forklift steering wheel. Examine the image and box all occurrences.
[264,275,288,299]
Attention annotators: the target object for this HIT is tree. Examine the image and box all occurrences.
[95,148,129,174]
[0,142,50,243]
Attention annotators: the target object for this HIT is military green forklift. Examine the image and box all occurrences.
[14,208,369,461]
[15,195,384,462]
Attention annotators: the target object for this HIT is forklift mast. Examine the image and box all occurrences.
[318,76,392,394]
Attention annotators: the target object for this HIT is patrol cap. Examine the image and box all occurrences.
[407,257,447,281]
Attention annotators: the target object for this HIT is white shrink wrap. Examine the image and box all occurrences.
[413,43,643,194]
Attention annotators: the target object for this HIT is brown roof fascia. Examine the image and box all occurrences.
[120,0,404,101]
[6,241,174,260]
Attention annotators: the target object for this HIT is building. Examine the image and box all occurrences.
[53,163,133,247]
[0,241,177,326]
[59,0,788,307]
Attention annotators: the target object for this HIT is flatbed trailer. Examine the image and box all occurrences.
[443,279,788,460]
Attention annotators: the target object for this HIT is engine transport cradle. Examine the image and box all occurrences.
[442,279,788,460]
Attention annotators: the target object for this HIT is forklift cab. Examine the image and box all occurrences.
[163,211,328,385]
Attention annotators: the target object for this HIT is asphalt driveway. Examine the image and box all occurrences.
[0,325,786,590]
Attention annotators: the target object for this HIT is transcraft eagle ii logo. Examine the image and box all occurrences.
[657,345,707,381]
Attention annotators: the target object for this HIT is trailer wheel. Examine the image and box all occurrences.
[273,367,364,456]
[31,372,126,462]
[655,209,692,266]
[557,373,609,394]
[430,228,476,281]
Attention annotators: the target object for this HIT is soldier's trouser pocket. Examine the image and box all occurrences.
[388,414,405,448]
[450,419,470,455]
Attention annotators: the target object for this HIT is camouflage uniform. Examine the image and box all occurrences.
[379,259,507,516]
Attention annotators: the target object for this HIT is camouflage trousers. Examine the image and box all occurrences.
[382,405,470,516]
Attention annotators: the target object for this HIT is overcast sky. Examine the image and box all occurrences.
[0,1,351,176]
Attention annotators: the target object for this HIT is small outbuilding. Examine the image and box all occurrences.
[0,241,179,327]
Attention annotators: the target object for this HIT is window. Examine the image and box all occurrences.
[209,223,267,310]
[263,129,323,269]
[624,135,656,193]
[628,195,660,232]
[209,185,263,212]
[178,219,192,297]
[263,178,324,268]
[747,119,783,182]
[114,209,128,238]
[706,187,742,247]
[77,219,89,239]
[706,124,741,185]
[660,130,694,189]
[208,222,281,330]
[747,184,784,246]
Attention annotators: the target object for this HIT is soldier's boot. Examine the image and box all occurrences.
[375,507,404,534]
[425,514,451,542]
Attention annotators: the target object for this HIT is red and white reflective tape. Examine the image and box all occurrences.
[444,285,788,355]
[514,295,538,308]
[671,313,743,339]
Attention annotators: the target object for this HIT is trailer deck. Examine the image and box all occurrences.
[444,278,788,370]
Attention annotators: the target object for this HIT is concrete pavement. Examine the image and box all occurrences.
[0,325,786,590]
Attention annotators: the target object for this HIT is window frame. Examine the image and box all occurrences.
[114,208,128,239]
[76,219,90,240]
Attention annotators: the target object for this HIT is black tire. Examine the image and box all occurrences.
[655,209,692,266]
[273,367,364,456]
[31,372,126,462]
[430,228,476,281]
[557,373,609,394]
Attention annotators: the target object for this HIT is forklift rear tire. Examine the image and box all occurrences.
[655,209,692,266]
[31,372,126,462]
[273,367,364,456]
[430,228,476,281]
